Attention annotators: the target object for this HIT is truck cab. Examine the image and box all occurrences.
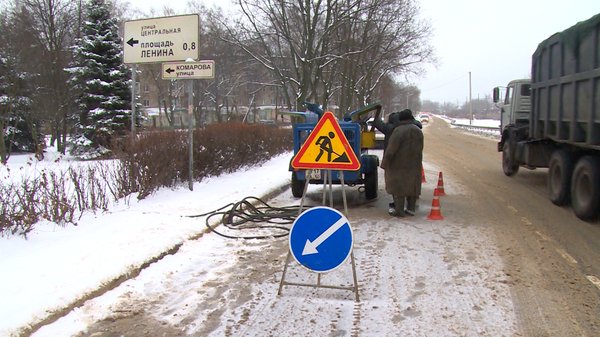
[493,79,531,134]
[493,79,537,176]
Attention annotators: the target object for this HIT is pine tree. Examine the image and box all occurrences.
[0,5,40,163]
[0,55,38,162]
[68,0,131,155]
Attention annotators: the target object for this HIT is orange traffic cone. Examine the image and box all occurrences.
[434,172,446,196]
[421,165,427,183]
[427,194,444,220]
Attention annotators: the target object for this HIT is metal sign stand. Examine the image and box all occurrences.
[277,170,359,302]
[123,14,204,191]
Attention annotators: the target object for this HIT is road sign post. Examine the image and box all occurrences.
[162,60,215,80]
[278,206,359,301]
[124,14,199,64]
[123,14,201,184]
[291,111,360,171]
[130,64,136,140]
[289,207,353,273]
[187,79,194,191]
[291,111,359,215]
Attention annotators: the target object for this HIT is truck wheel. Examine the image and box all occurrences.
[548,149,573,205]
[364,171,378,200]
[570,156,600,221]
[502,141,519,176]
[291,171,305,198]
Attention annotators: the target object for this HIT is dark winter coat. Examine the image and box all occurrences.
[371,115,398,151]
[380,121,424,197]
[372,112,422,151]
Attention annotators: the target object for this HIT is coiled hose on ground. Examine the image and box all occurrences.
[187,196,303,240]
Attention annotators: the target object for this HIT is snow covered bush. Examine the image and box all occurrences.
[1,123,292,236]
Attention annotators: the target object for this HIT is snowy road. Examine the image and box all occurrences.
[33,165,520,337]
[30,119,526,337]
[4,117,600,336]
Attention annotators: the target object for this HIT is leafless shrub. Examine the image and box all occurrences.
[1,123,292,237]
[114,124,292,199]
[0,179,41,236]
[39,171,76,225]
[195,123,292,176]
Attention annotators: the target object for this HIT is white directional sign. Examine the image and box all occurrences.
[124,14,199,64]
[162,60,215,80]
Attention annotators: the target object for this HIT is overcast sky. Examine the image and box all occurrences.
[124,0,600,104]
[416,0,600,104]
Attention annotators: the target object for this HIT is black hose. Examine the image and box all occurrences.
[187,196,302,240]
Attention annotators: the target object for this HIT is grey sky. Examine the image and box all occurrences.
[125,0,600,104]
[416,0,600,104]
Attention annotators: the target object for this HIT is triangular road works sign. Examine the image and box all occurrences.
[291,111,361,170]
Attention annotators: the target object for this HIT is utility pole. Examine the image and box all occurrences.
[469,71,473,125]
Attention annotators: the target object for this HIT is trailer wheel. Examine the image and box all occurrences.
[548,149,573,205]
[570,156,600,221]
[502,141,519,176]
[364,171,378,200]
[291,171,305,198]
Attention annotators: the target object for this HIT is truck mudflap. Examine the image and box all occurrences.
[516,140,554,168]
[499,124,528,152]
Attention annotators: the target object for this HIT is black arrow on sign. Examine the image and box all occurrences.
[127,38,139,47]
[165,68,175,74]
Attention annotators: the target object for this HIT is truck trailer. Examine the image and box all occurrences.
[494,13,600,221]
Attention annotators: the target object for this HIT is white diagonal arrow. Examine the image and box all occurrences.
[302,217,347,255]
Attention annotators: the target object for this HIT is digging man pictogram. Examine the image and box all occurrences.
[315,132,350,163]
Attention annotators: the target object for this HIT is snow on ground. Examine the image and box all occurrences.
[0,149,291,337]
[436,116,501,139]
[1,118,517,336]
[450,118,499,129]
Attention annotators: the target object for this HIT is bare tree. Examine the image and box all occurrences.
[336,0,432,112]
[139,63,175,127]
[226,0,344,110]
[225,0,433,115]
[187,1,265,124]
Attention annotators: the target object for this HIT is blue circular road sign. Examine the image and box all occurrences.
[289,206,353,273]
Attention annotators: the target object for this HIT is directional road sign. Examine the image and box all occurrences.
[124,14,199,64]
[289,206,353,273]
[161,60,215,80]
[291,111,360,170]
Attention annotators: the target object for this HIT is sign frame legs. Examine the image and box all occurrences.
[277,250,360,302]
[277,170,359,302]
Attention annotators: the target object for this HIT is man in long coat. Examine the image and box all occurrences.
[371,109,422,151]
[380,112,424,217]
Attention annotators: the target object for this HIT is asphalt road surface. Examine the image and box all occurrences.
[424,118,600,336]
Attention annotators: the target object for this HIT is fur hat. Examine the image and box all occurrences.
[398,109,413,121]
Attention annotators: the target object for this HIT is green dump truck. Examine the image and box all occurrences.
[493,13,600,220]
